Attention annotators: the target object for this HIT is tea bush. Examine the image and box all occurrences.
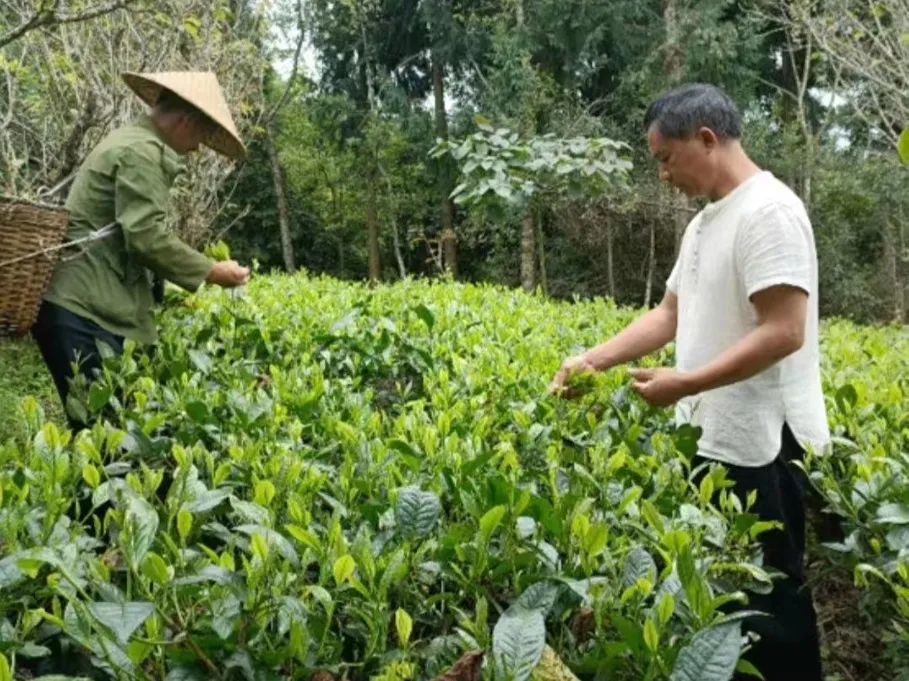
[0,275,905,680]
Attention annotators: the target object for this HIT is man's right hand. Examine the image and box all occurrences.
[549,354,598,397]
[206,260,251,288]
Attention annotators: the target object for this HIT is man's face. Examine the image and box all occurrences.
[647,127,714,198]
[169,114,214,154]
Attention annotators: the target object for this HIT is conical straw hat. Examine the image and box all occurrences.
[121,71,246,160]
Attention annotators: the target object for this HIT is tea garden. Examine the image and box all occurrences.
[0,274,906,680]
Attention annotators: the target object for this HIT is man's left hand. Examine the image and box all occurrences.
[629,368,695,407]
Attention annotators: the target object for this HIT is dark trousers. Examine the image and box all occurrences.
[31,300,124,429]
[695,424,823,681]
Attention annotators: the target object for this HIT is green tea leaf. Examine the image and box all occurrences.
[735,659,765,679]
[185,400,212,424]
[88,382,112,412]
[188,350,213,375]
[623,547,657,589]
[395,608,413,646]
[121,497,159,566]
[479,505,507,543]
[493,606,546,681]
[413,304,436,330]
[333,555,356,584]
[395,486,442,538]
[643,618,660,652]
[670,621,742,681]
[177,509,193,541]
[141,552,172,585]
[877,503,909,525]
[183,489,231,513]
[82,464,101,489]
[87,601,155,644]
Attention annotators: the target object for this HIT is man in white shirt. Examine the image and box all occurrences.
[551,83,828,681]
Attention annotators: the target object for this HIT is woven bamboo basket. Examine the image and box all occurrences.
[0,200,70,337]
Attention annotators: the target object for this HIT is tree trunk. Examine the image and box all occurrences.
[535,212,548,296]
[606,219,615,298]
[883,221,905,323]
[778,7,815,203]
[663,0,683,82]
[432,53,458,276]
[366,177,381,282]
[266,122,296,272]
[663,0,692,259]
[521,210,535,292]
[644,221,656,308]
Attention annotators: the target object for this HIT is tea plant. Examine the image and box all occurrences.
[2,276,896,680]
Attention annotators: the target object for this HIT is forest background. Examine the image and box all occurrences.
[1,0,907,324]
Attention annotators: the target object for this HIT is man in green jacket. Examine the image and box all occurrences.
[34,71,250,426]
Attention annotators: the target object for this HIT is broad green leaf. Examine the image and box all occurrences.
[141,552,172,585]
[643,618,660,652]
[121,497,159,566]
[211,594,241,639]
[185,400,212,424]
[516,581,559,612]
[87,601,154,644]
[285,524,322,551]
[835,384,858,412]
[235,525,299,565]
[735,659,765,679]
[254,480,277,506]
[395,486,441,538]
[584,523,609,558]
[493,606,546,681]
[395,608,413,646]
[333,555,356,584]
[183,489,231,513]
[128,639,154,665]
[413,304,435,329]
[88,382,112,412]
[177,509,193,541]
[165,667,208,681]
[230,497,271,525]
[877,503,909,525]
[899,128,909,165]
[623,547,657,589]
[251,533,269,561]
[188,350,213,374]
[82,464,101,489]
[0,653,9,681]
[479,505,507,543]
[669,621,743,681]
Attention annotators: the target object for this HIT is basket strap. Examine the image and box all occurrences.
[0,222,117,269]
[58,223,118,263]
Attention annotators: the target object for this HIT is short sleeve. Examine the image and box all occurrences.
[666,256,681,295]
[737,203,812,300]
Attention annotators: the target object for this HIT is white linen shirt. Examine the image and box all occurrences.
[667,171,830,467]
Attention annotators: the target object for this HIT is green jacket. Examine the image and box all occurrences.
[44,115,213,344]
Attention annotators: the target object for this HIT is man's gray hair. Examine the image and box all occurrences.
[644,83,743,141]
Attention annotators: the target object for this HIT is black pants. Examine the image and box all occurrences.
[31,300,124,429]
[694,424,823,681]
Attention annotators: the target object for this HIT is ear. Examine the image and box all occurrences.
[697,127,720,150]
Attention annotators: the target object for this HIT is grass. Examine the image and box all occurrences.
[0,338,62,440]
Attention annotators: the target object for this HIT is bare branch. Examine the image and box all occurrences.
[0,0,139,49]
